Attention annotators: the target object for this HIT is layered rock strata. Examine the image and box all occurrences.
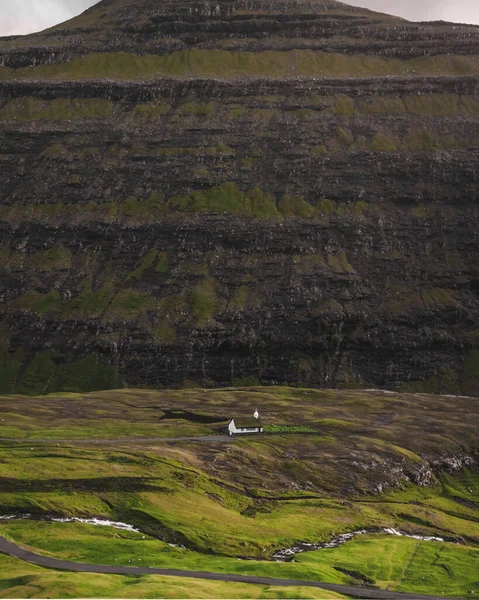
[0,0,478,394]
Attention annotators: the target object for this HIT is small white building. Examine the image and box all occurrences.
[228,411,263,436]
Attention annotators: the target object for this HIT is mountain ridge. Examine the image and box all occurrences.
[0,0,478,396]
[2,0,479,69]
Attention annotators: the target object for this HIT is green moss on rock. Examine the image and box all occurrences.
[370,133,398,152]
[463,350,479,396]
[0,348,23,394]
[421,288,457,308]
[3,49,478,82]
[231,375,261,387]
[168,182,279,218]
[292,254,326,273]
[126,249,158,282]
[0,248,25,269]
[13,290,41,312]
[352,201,369,215]
[278,195,315,218]
[34,290,62,315]
[107,290,153,318]
[7,351,120,395]
[119,193,165,218]
[155,252,169,273]
[230,285,249,310]
[358,96,406,114]
[316,198,336,215]
[337,127,354,146]
[66,283,115,318]
[240,157,255,168]
[0,97,112,122]
[191,278,219,325]
[133,103,170,119]
[228,107,245,118]
[311,145,328,156]
[411,204,428,218]
[50,355,120,393]
[292,108,316,119]
[153,323,177,343]
[400,366,460,395]
[16,351,57,396]
[327,252,354,273]
[13,290,62,315]
[404,94,459,116]
[459,96,479,115]
[381,285,424,314]
[169,182,243,214]
[438,135,460,150]
[400,129,436,152]
[333,95,355,116]
[246,186,280,219]
[154,145,230,157]
[176,102,214,116]
[30,243,72,271]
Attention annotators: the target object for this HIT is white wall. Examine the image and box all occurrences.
[228,420,263,435]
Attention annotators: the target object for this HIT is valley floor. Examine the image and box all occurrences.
[0,387,477,598]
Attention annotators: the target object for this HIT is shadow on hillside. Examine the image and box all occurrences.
[0,477,169,493]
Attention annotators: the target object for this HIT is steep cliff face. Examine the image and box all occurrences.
[0,0,478,394]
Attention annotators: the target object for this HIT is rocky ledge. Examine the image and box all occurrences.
[0,0,478,394]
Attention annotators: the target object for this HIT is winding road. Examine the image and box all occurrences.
[0,435,466,599]
[0,536,461,600]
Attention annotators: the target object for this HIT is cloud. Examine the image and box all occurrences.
[0,0,478,36]
[435,0,479,24]
[346,0,479,23]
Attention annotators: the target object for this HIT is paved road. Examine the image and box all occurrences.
[0,435,234,445]
[0,536,461,600]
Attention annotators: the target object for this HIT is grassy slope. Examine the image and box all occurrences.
[1,50,478,81]
[0,387,477,597]
[1,441,477,554]
[299,535,479,597]
[0,520,478,597]
[0,386,476,447]
[0,555,346,599]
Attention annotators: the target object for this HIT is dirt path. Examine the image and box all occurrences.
[0,435,233,444]
[0,536,460,600]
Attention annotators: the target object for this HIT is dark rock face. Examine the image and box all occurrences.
[2,0,479,65]
[0,0,478,394]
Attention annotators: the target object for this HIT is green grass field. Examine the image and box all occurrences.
[0,387,477,597]
[1,520,477,597]
[0,554,347,599]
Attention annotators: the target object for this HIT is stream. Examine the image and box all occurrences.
[272,528,445,561]
[0,514,448,561]
[0,514,139,532]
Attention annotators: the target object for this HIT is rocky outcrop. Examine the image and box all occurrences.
[0,0,478,394]
[2,0,479,67]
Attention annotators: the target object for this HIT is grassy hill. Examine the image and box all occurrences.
[0,387,477,597]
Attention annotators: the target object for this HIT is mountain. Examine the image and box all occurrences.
[0,0,478,395]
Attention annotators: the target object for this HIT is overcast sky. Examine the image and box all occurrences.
[1,0,478,37]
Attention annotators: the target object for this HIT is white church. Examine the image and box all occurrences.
[228,410,263,435]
